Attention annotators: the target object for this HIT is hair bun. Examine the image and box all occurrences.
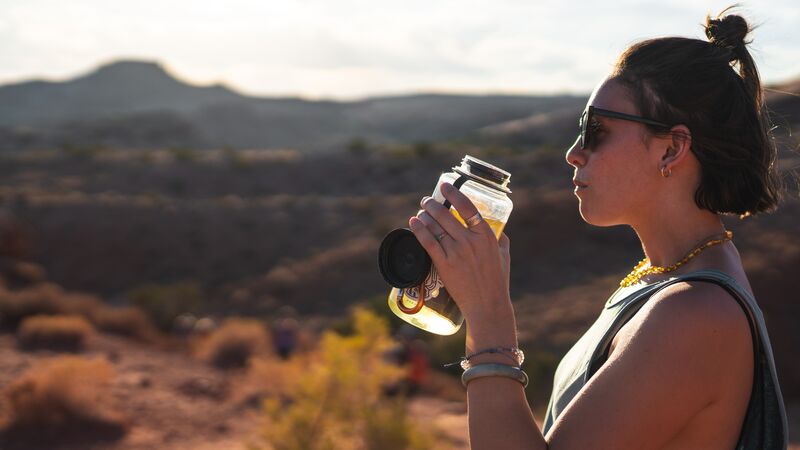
[705,13,751,56]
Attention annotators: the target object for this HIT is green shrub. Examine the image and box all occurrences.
[60,143,106,161]
[138,150,157,165]
[411,141,434,158]
[225,147,252,170]
[127,281,205,330]
[170,147,196,163]
[347,137,370,156]
[255,307,437,450]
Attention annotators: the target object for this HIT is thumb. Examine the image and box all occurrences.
[499,232,510,251]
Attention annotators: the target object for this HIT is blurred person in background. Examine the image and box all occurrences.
[409,7,789,449]
[383,325,431,398]
[271,305,299,359]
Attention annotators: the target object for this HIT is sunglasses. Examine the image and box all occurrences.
[579,105,672,150]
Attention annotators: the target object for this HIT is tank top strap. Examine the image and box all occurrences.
[664,269,788,448]
[586,268,789,449]
[667,269,760,344]
[586,280,676,378]
[593,269,756,370]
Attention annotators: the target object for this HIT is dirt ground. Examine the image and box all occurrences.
[0,332,795,449]
[0,332,475,450]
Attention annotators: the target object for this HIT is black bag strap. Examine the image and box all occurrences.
[441,174,469,210]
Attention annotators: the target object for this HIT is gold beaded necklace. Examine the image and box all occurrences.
[620,230,734,287]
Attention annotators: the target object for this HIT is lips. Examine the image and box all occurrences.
[572,179,589,188]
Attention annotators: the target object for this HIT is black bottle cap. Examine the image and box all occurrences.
[378,228,431,288]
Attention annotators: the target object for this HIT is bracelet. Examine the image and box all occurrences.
[461,363,529,388]
[443,346,525,370]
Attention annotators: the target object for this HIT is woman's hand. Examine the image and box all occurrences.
[408,182,515,332]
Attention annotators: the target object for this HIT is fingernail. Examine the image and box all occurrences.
[441,183,453,192]
[420,196,430,207]
[409,217,421,229]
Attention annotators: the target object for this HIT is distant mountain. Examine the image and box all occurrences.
[2,60,795,153]
[0,61,243,126]
[0,60,585,152]
[476,108,581,148]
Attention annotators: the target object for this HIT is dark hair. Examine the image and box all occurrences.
[611,6,783,218]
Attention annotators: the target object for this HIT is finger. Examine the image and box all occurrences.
[420,196,470,241]
[415,210,449,243]
[439,182,494,236]
[408,216,448,263]
[499,232,510,251]
[416,210,457,254]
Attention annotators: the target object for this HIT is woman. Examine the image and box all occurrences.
[408,8,790,450]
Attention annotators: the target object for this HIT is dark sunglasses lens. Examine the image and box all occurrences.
[579,110,588,149]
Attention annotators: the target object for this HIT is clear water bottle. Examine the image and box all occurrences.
[378,155,513,335]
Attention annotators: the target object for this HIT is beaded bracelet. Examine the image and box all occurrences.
[461,363,529,388]
[442,346,525,370]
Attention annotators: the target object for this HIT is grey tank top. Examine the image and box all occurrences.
[542,269,789,449]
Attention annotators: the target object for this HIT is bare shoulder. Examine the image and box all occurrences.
[607,278,755,405]
[645,280,753,343]
[546,279,755,448]
[615,279,754,399]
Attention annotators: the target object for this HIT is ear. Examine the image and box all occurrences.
[658,124,692,173]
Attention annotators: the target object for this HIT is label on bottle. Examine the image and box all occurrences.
[403,264,444,301]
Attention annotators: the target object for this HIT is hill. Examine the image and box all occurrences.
[2,143,799,406]
[0,60,584,152]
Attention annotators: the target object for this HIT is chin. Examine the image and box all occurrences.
[577,200,624,227]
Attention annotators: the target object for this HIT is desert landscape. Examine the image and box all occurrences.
[0,60,798,449]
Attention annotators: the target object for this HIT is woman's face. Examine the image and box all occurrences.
[565,77,666,227]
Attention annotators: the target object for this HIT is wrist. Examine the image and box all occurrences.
[462,295,514,324]
[465,352,520,367]
[463,297,517,352]
[465,321,518,356]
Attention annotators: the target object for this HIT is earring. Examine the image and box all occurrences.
[661,166,672,178]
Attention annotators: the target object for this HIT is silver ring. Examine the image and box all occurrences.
[435,231,447,242]
[465,212,483,228]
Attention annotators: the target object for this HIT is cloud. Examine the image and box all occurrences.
[0,0,797,98]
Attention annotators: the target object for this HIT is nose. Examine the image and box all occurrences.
[565,136,586,168]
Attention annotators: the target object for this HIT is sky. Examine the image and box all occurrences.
[1,0,798,100]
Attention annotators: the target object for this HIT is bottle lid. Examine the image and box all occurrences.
[454,155,512,193]
[378,228,432,288]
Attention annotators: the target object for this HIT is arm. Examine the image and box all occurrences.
[545,281,753,449]
[464,309,548,450]
[410,185,546,449]
[409,185,751,449]
[462,281,751,450]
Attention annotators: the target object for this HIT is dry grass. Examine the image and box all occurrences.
[0,283,64,329]
[16,315,94,352]
[195,318,271,369]
[0,283,158,342]
[241,354,310,401]
[88,306,158,340]
[1,356,125,431]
